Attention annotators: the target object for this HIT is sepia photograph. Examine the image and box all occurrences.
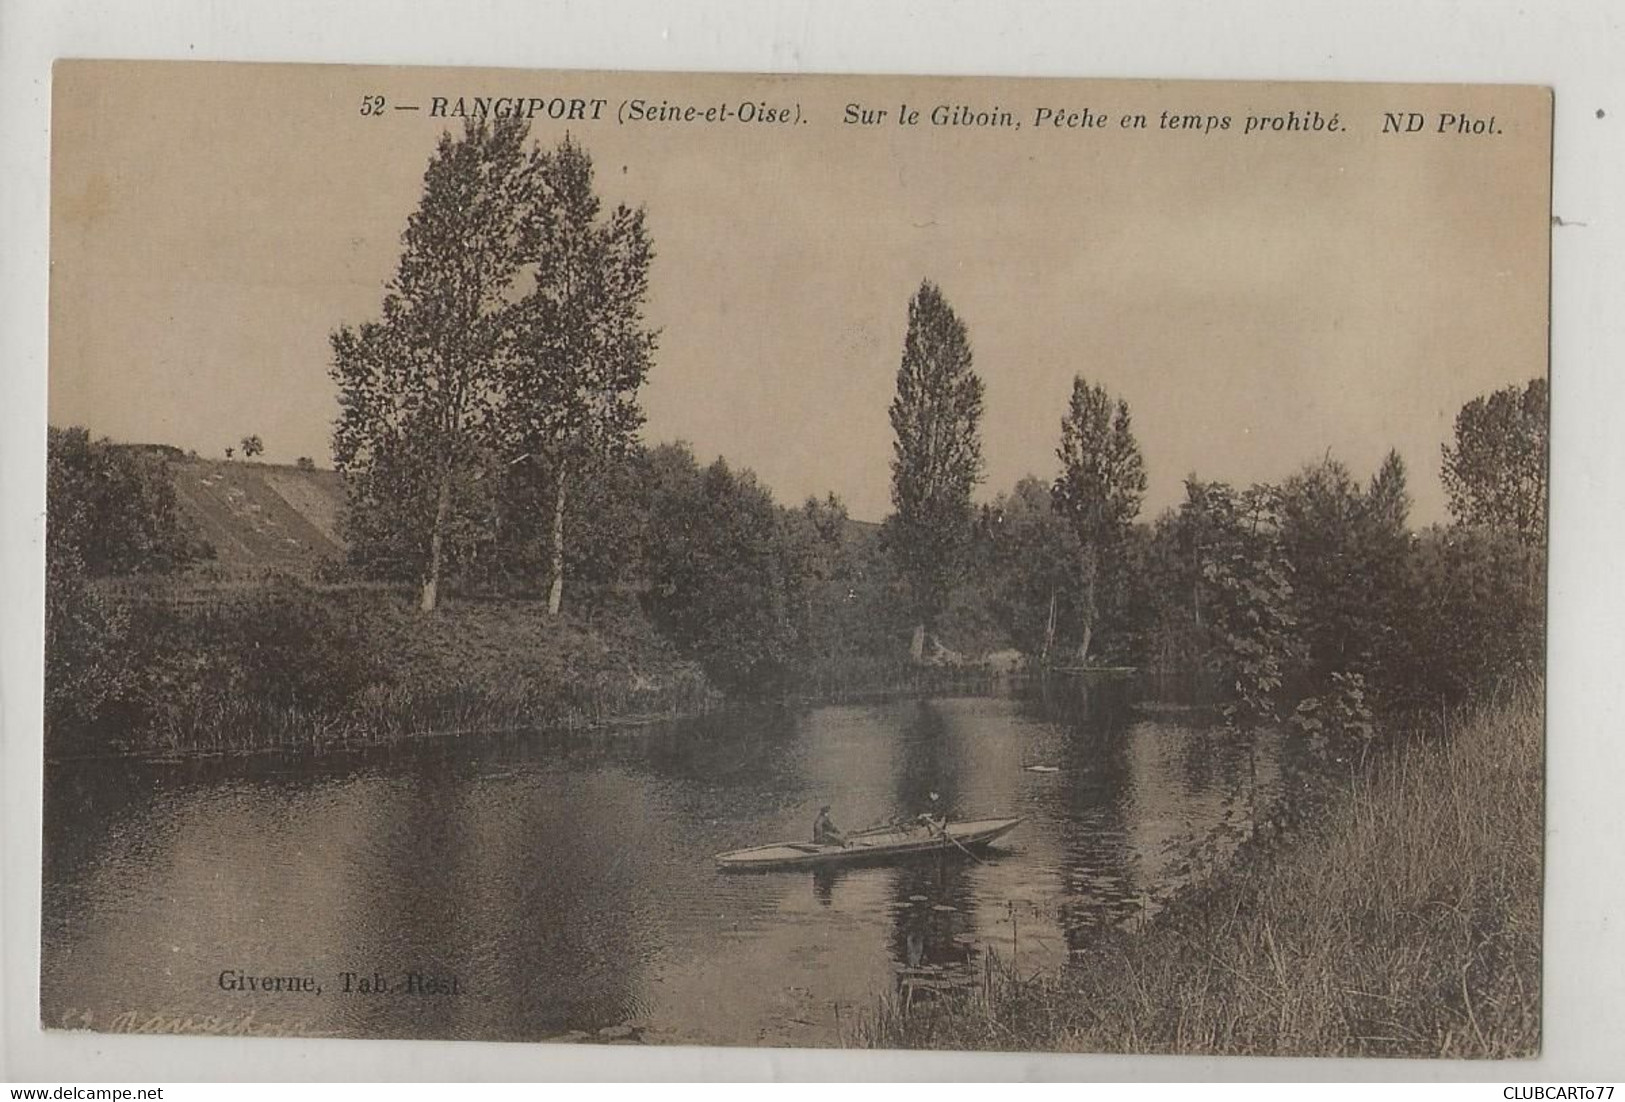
[41,60,1551,1059]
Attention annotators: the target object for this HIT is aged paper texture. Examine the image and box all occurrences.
[44,61,1550,1056]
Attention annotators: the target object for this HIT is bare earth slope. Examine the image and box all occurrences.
[168,457,346,578]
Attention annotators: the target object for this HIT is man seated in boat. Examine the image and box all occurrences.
[914,812,947,838]
[870,810,946,839]
[812,805,847,846]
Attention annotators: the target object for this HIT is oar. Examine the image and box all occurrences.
[936,820,991,865]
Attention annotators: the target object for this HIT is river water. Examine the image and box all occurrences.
[41,685,1284,1048]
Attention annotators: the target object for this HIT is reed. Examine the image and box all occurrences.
[860,683,1544,1058]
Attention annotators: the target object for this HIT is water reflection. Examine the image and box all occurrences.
[887,857,980,1005]
[42,683,1283,1047]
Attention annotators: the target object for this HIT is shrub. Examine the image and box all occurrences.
[47,426,213,576]
[1290,670,1377,759]
[1386,525,1545,710]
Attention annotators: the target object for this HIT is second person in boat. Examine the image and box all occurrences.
[812,805,847,846]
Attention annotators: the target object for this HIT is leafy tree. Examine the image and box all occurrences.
[643,448,795,695]
[45,427,210,737]
[1276,458,1369,679]
[240,435,264,459]
[1359,449,1415,693]
[47,427,211,576]
[778,499,913,691]
[1367,448,1412,532]
[476,447,651,606]
[984,476,1081,662]
[1289,669,1377,759]
[1195,482,1299,729]
[1134,477,1229,673]
[1106,521,1162,668]
[1427,383,1547,701]
[801,492,852,549]
[504,136,657,617]
[224,446,235,460]
[330,117,540,611]
[778,494,854,666]
[295,456,317,471]
[1052,377,1147,663]
[927,524,1010,662]
[1261,454,1408,739]
[1440,377,1548,544]
[779,493,852,635]
[1276,452,1412,697]
[1388,524,1545,707]
[885,280,985,659]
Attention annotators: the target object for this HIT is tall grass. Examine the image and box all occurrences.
[860,684,1544,1058]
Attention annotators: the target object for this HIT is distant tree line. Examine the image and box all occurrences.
[966,376,1546,741]
[43,380,1545,742]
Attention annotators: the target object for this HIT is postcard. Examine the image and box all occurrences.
[43,60,1550,1056]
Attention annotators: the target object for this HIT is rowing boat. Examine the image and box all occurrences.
[714,816,1025,871]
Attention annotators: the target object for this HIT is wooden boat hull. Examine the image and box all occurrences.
[715,817,1025,871]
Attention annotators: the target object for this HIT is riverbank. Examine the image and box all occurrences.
[49,578,720,760]
[858,684,1543,1058]
[49,574,1017,761]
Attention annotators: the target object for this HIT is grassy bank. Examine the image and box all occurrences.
[860,685,1543,1058]
[51,570,1019,761]
[52,577,719,759]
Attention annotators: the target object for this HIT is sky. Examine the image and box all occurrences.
[49,62,1551,524]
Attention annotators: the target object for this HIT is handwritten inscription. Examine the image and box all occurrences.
[57,1006,339,1037]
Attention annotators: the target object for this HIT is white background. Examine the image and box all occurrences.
[3,0,1622,1083]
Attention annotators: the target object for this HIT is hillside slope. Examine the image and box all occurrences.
[167,457,347,578]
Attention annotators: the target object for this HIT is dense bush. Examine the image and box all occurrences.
[355,591,714,728]
[47,427,213,575]
[45,427,212,743]
[43,552,136,745]
[1386,525,1545,710]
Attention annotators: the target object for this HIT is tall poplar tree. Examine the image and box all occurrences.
[330,118,539,611]
[1053,376,1147,663]
[886,281,985,660]
[505,136,657,617]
